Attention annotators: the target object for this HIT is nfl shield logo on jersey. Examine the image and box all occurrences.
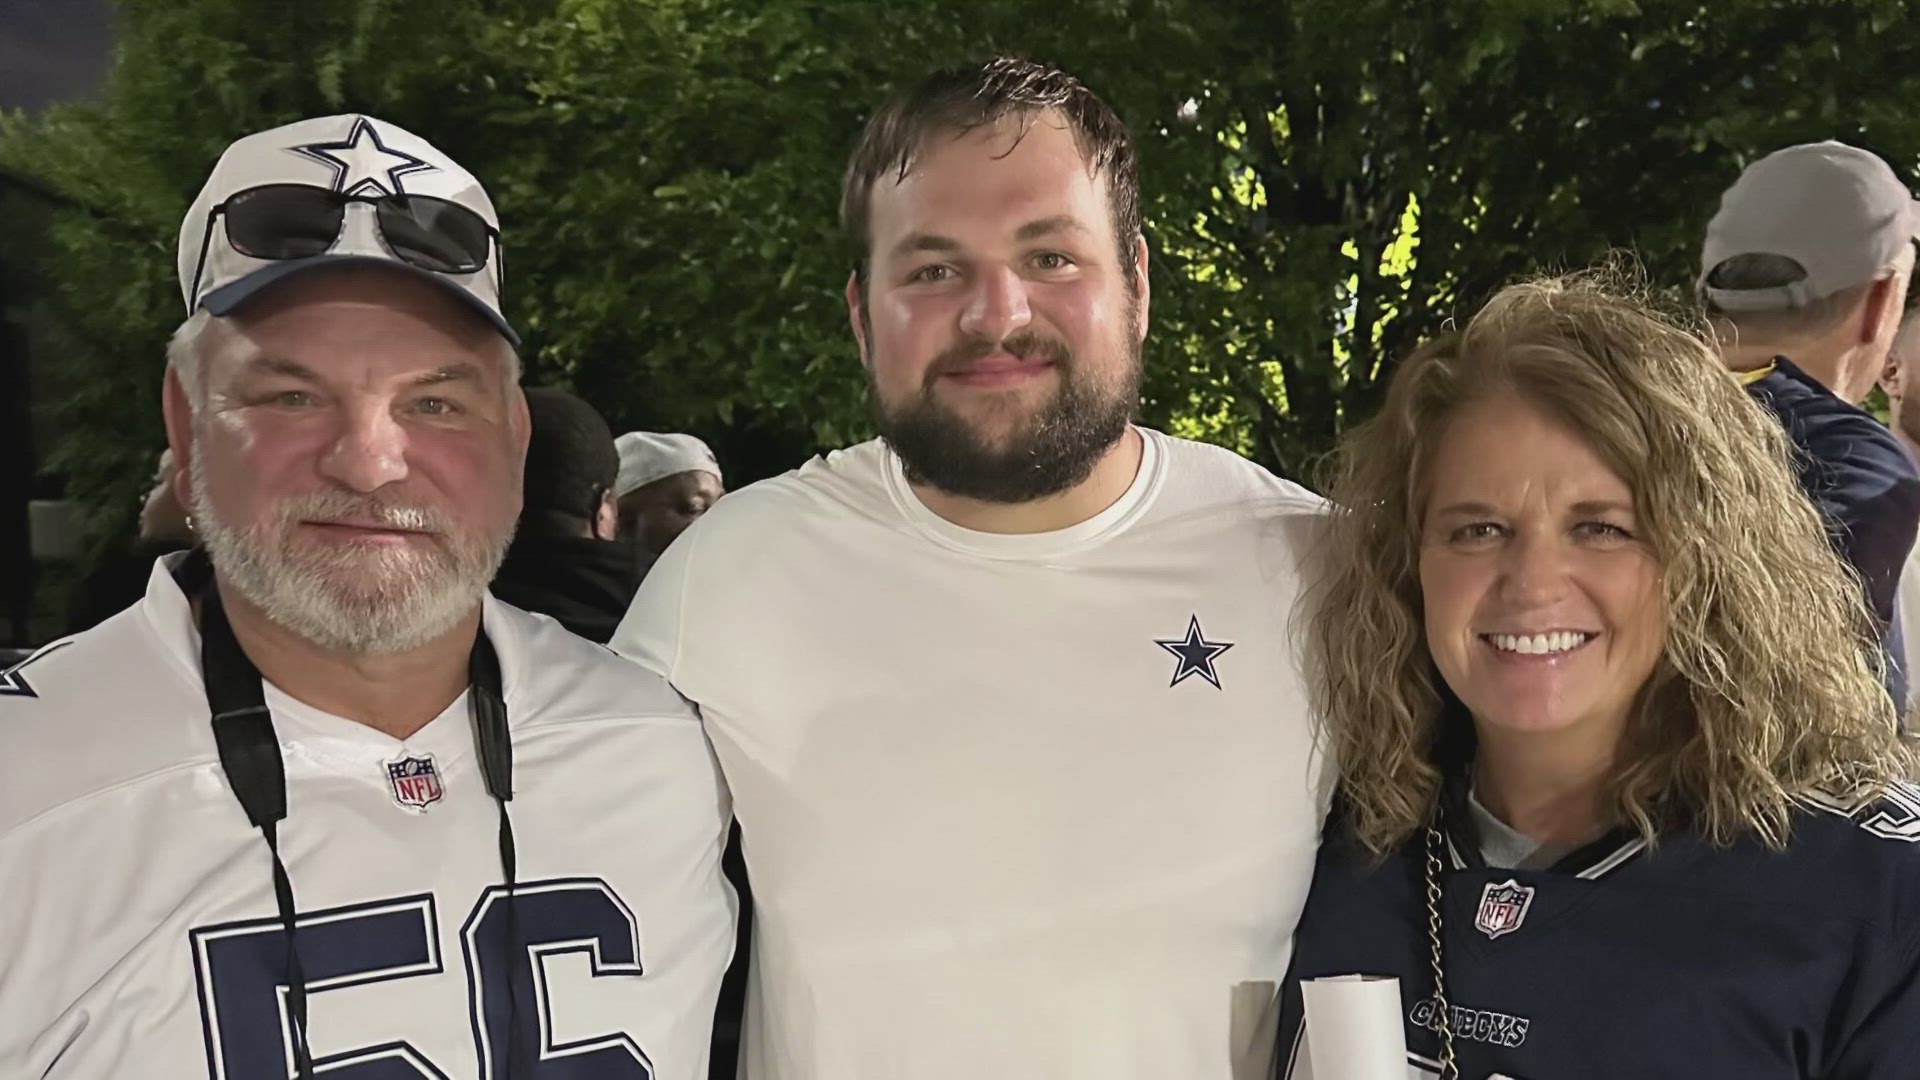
[385,753,445,811]
[1474,878,1534,939]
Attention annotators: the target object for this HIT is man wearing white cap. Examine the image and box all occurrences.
[0,115,733,1078]
[614,431,725,573]
[1700,139,1920,707]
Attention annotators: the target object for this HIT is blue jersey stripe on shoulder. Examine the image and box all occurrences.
[0,640,74,698]
[1801,780,1920,843]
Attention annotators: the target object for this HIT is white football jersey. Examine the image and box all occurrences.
[613,429,1333,1080]
[0,556,736,1079]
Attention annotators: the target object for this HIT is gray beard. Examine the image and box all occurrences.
[188,448,512,655]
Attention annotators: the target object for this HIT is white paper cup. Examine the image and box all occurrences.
[1300,974,1408,1080]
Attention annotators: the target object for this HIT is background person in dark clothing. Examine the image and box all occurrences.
[1698,141,1920,707]
[488,386,637,643]
[63,448,196,634]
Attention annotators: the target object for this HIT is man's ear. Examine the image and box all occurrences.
[594,490,619,542]
[509,383,532,457]
[1859,275,1902,346]
[161,365,196,511]
[846,270,872,371]
[1131,233,1151,345]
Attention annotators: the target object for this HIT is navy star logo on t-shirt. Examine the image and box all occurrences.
[1155,615,1234,689]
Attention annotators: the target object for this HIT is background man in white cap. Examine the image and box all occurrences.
[615,58,1328,1080]
[614,430,725,574]
[0,114,733,1078]
[1700,139,1920,708]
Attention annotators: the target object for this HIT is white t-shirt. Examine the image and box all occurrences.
[0,556,736,1079]
[613,428,1332,1080]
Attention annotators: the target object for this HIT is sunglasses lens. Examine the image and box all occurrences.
[377,195,492,274]
[223,185,345,259]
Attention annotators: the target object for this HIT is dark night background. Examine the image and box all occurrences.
[0,0,113,112]
[0,0,113,644]
[5,1,1920,651]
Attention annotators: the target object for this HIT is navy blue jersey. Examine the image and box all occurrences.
[1277,783,1920,1079]
[1746,356,1920,704]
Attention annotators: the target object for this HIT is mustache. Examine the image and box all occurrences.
[274,490,448,535]
[925,331,1073,381]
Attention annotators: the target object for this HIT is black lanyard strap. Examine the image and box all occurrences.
[468,627,527,1073]
[469,633,512,802]
[199,579,315,1076]
[187,551,520,1078]
[203,585,285,828]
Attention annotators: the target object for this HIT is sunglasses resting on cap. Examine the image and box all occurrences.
[176,114,517,344]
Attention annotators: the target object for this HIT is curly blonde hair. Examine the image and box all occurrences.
[1313,269,1912,856]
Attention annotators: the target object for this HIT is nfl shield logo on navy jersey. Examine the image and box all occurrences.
[1474,878,1534,939]
[384,753,444,811]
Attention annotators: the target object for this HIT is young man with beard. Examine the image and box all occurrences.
[613,59,1329,1080]
[0,116,733,1078]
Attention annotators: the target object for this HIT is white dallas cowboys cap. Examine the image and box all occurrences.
[615,432,723,497]
[177,114,516,343]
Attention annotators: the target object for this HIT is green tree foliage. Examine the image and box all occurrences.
[6,0,1920,544]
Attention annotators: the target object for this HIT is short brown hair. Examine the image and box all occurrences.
[840,57,1141,287]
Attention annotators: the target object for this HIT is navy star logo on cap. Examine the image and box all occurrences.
[288,116,435,196]
[1155,615,1234,689]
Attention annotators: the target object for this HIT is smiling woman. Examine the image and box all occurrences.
[1274,270,1920,1079]
[1416,394,1668,846]
[1320,271,1903,854]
